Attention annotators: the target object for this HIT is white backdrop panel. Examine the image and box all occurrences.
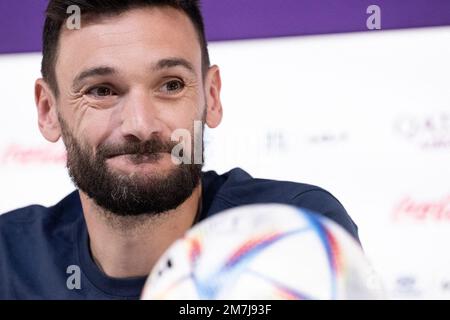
[1,26,449,299]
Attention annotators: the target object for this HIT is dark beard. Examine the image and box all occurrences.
[59,118,203,217]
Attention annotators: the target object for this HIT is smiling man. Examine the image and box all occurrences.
[0,0,359,299]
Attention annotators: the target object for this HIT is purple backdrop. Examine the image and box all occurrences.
[1,0,450,54]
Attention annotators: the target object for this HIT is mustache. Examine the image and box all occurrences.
[96,137,179,159]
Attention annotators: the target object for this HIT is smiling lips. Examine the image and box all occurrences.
[110,153,163,165]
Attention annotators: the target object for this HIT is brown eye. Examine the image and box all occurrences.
[87,86,116,98]
[160,80,185,94]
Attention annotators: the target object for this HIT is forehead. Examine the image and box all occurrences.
[56,6,202,81]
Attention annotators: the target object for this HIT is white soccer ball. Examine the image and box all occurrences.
[141,204,383,300]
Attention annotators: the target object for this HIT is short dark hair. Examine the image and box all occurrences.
[41,0,210,96]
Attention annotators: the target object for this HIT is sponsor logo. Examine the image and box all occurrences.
[0,144,66,165]
[308,132,349,145]
[394,112,450,149]
[392,195,450,222]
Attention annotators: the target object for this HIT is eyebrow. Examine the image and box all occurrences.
[72,58,196,89]
[72,66,116,90]
[152,58,195,74]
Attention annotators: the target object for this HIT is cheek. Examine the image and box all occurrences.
[76,108,117,148]
[165,112,201,137]
[156,98,204,133]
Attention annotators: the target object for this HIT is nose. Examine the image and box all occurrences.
[119,88,164,141]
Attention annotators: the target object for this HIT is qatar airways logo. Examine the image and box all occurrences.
[392,195,450,222]
[394,113,450,149]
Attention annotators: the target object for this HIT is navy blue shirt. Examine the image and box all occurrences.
[0,168,359,299]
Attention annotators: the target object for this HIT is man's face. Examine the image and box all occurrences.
[52,7,208,215]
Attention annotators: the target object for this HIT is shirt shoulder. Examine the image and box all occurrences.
[0,191,83,299]
[202,168,360,242]
[0,191,81,227]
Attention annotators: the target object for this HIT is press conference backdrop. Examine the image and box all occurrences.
[1,0,449,299]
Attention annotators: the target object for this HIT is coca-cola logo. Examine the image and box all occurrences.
[394,112,450,149]
[0,144,66,165]
[392,195,450,222]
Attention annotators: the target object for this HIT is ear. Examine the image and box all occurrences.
[204,65,223,129]
[35,78,61,142]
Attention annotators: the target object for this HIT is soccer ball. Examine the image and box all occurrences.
[141,204,383,300]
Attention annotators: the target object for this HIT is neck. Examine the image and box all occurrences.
[79,184,202,278]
